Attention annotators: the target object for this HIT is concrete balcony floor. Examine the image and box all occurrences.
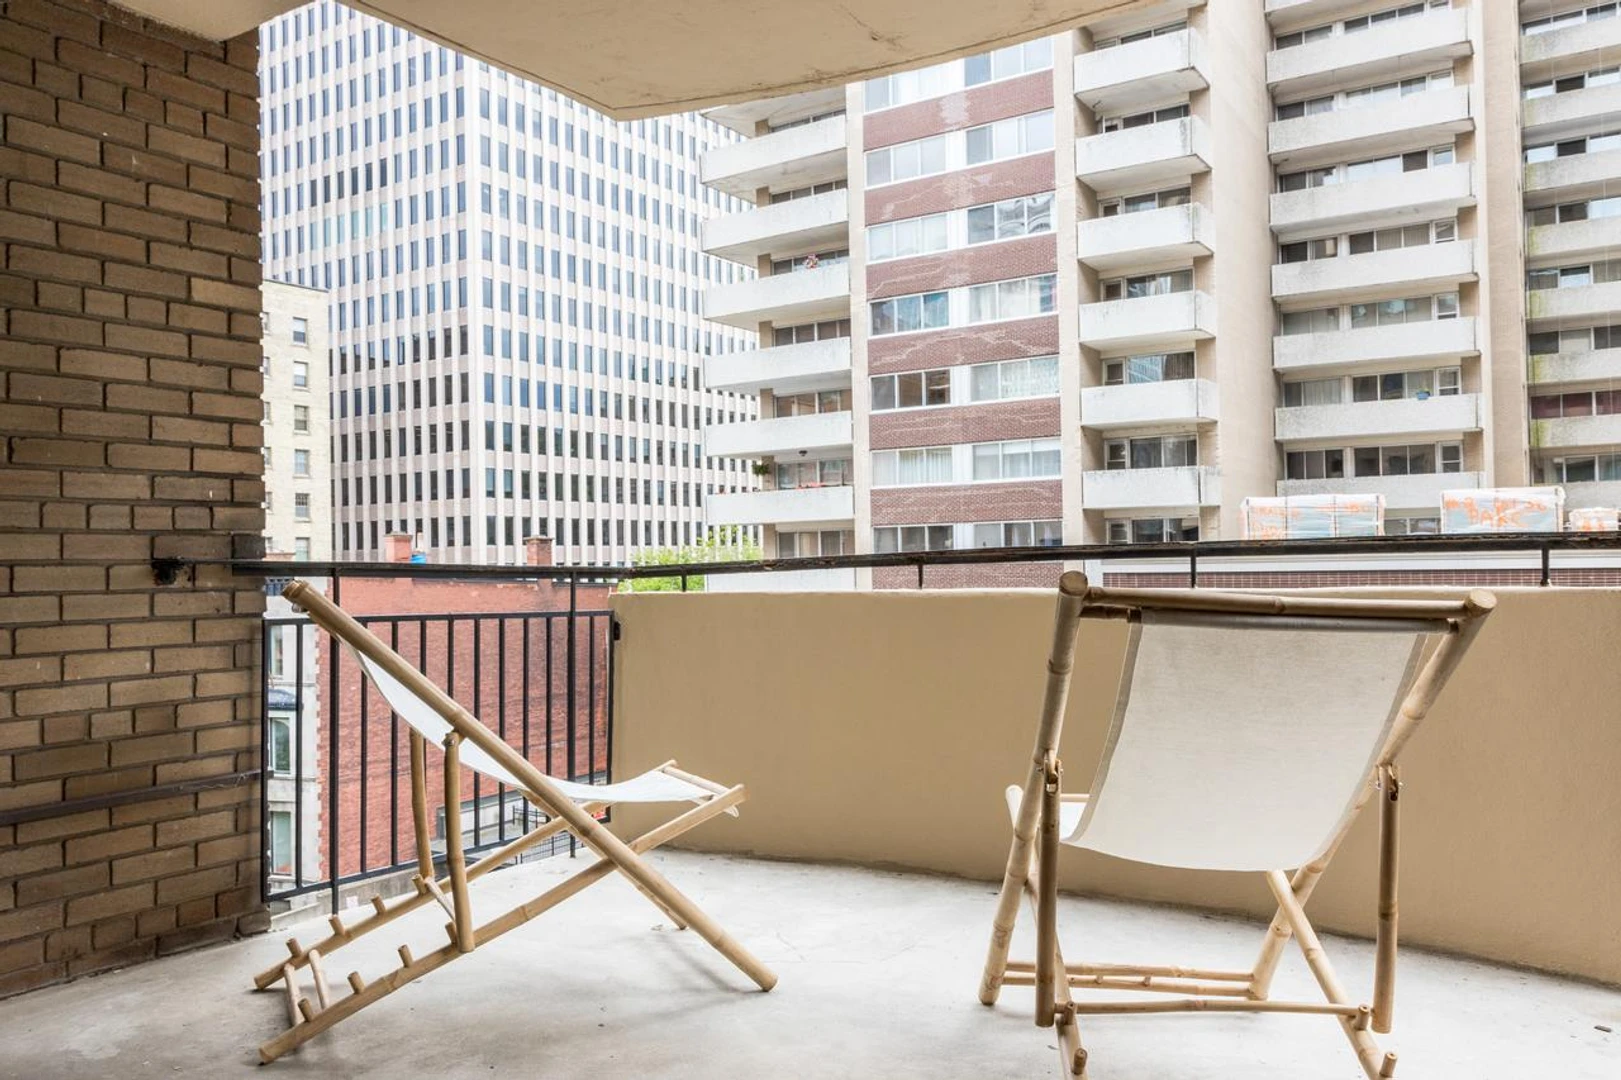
[0,851,1614,1079]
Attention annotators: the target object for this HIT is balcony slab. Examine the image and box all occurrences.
[0,851,1614,1079]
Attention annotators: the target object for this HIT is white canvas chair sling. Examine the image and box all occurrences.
[979,572,1494,1080]
[253,581,775,1063]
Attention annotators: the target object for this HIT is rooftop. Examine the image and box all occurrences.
[0,852,1614,1079]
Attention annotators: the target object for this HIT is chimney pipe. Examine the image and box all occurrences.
[384,533,415,564]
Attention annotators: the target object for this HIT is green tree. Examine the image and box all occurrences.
[618,527,762,592]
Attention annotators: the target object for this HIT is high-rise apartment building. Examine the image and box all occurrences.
[262,280,332,562]
[257,0,760,566]
[698,0,1621,587]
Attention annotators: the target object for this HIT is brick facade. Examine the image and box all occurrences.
[868,314,1060,375]
[866,151,1056,225]
[320,569,611,879]
[0,0,265,997]
[868,232,1057,300]
[862,70,1054,149]
[870,397,1061,450]
[871,479,1063,526]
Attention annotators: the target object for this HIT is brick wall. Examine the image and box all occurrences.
[866,151,1056,225]
[868,314,1060,375]
[863,69,1055,149]
[870,397,1061,450]
[868,232,1058,299]
[0,0,265,997]
[871,479,1063,526]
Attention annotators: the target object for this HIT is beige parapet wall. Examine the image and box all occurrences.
[609,587,1621,986]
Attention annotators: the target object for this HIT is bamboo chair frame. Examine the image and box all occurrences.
[253,581,776,1064]
[979,572,1495,1080]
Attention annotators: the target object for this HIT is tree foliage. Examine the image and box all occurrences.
[618,527,762,592]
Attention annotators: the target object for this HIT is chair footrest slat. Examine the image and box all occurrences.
[1063,998,1362,1017]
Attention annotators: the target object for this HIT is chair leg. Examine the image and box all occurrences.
[1035,753,1061,1029]
[1372,764,1400,1034]
[981,793,1036,1006]
[1265,871,1397,1080]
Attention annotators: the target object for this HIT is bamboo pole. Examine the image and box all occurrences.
[1063,998,1360,1017]
[980,571,1091,1006]
[1064,975,1253,997]
[257,787,744,1063]
[1265,870,1394,1080]
[1007,961,1253,981]
[1036,753,1061,1028]
[1373,764,1400,1033]
[279,964,300,1028]
[282,581,777,993]
[409,730,433,878]
[1073,585,1485,623]
[304,948,331,1011]
[441,733,475,953]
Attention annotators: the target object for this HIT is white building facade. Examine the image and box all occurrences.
[258,0,760,566]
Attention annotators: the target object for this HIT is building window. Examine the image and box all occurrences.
[1107,518,1201,544]
[293,449,310,477]
[293,361,309,388]
[872,369,952,410]
[1105,435,1198,470]
[269,715,293,775]
[291,317,308,345]
[778,529,856,557]
[970,520,1063,548]
[1103,352,1195,385]
[293,405,310,433]
[295,537,311,561]
[294,493,311,521]
[269,810,294,876]
[872,524,955,553]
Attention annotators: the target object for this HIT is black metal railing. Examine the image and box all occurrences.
[236,531,1621,911]
[259,576,613,912]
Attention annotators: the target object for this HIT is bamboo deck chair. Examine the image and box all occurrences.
[252,581,776,1063]
[979,572,1495,1080]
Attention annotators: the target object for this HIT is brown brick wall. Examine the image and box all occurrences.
[874,564,1062,590]
[1106,570,1621,588]
[868,314,1060,375]
[871,480,1064,526]
[863,70,1054,149]
[0,0,265,997]
[870,397,1061,450]
[867,152,1055,225]
[868,233,1057,300]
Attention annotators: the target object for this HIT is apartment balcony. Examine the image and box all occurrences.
[1561,479,1621,510]
[1270,162,1476,235]
[1078,290,1217,352]
[705,411,853,459]
[706,485,855,529]
[1521,13,1621,83]
[1529,346,1621,387]
[702,262,851,331]
[1075,115,1212,193]
[1266,6,1471,96]
[704,337,852,396]
[1524,147,1621,202]
[1276,471,1483,510]
[701,189,850,266]
[700,112,848,201]
[1082,465,1221,510]
[1526,215,1621,265]
[1076,203,1212,273]
[705,567,859,592]
[1275,394,1482,443]
[1081,378,1220,431]
[1268,86,1473,169]
[1523,83,1621,145]
[705,87,847,137]
[1271,241,1476,305]
[1526,281,1621,327]
[1074,27,1210,114]
[1531,412,1621,452]
[1273,317,1479,373]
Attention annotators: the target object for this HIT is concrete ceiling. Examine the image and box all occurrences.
[112,0,1145,118]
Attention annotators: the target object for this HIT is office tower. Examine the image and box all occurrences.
[698,1,1621,586]
[258,0,760,566]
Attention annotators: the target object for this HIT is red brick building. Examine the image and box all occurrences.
[315,536,612,881]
